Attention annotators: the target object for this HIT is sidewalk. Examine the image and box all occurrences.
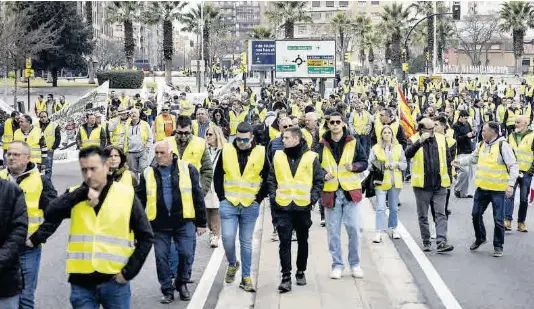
[215,199,431,309]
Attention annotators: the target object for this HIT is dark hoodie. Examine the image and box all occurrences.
[267,139,324,213]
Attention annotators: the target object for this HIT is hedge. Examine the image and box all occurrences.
[96,70,144,89]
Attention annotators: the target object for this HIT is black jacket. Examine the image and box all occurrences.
[136,157,207,231]
[214,142,269,204]
[0,179,27,298]
[452,121,473,155]
[44,178,154,286]
[267,140,324,213]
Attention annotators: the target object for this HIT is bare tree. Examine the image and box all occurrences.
[92,39,126,71]
[454,14,503,66]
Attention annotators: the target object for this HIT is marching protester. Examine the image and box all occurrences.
[1,111,21,163]
[205,126,226,247]
[76,113,107,149]
[453,110,475,198]
[153,104,176,142]
[108,107,131,149]
[38,111,61,178]
[44,146,154,308]
[192,108,212,138]
[214,122,269,292]
[105,145,138,187]
[268,127,324,293]
[136,141,207,303]
[13,115,48,170]
[123,108,152,175]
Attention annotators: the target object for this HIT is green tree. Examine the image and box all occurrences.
[106,1,140,69]
[409,1,434,71]
[500,1,534,74]
[86,1,96,84]
[144,2,187,84]
[364,29,383,76]
[265,1,312,39]
[250,26,274,39]
[379,3,413,74]
[329,12,353,62]
[354,14,372,69]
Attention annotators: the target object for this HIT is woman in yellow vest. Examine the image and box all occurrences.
[104,146,138,187]
[368,126,407,243]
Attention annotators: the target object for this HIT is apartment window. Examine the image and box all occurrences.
[358,1,366,7]
[324,11,334,19]
[339,1,349,7]
[490,44,501,50]
[311,1,321,7]
[325,1,335,7]
[371,1,380,5]
[311,12,322,20]
[297,25,307,35]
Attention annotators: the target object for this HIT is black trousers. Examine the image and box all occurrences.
[430,188,451,221]
[273,210,312,275]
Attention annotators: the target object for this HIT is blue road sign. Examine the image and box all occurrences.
[250,40,275,68]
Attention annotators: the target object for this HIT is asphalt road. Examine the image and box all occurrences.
[35,162,224,309]
[394,185,534,309]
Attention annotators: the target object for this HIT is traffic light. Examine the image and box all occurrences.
[426,52,430,61]
[452,1,461,20]
[345,53,351,62]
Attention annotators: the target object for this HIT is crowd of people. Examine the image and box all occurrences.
[0,73,532,308]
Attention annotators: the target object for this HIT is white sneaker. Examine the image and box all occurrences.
[372,232,382,243]
[209,235,219,248]
[351,266,364,279]
[392,229,401,239]
[330,267,343,279]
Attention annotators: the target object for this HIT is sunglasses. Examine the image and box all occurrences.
[235,137,250,144]
[162,109,170,112]
[329,120,342,125]
[206,133,214,137]
[282,125,292,129]
[176,131,191,135]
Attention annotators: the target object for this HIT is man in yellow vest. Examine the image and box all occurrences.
[213,122,268,292]
[1,111,21,163]
[119,91,131,109]
[504,116,533,232]
[1,141,59,309]
[38,111,61,178]
[405,118,454,253]
[136,140,206,303]
[76,113,107,149]
[268,127,324,293]
[228,100,249,143]
[14,115,48,170]
[52,95,66,114]
[179,92,194,117]
[34,95,46,116]
[124,109,153,175]
[44,146,154,307]
[454,121,518,257]
[153,104,176,142]
[317,111,367,280]
[350,102,372,155]
[108,107,131,149]
[191,108,212,138]
[301,112,321,152]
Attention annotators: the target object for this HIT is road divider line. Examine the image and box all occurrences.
[396,220,463,309]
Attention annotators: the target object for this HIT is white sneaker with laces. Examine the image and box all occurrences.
[372,232,382,243]
[351,266,364,279]
[392,229,401,239]
[330,268,343,279]
[210,235,219,248]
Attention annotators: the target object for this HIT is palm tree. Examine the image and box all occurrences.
[85,1,95,83]
[106,1,140,69]
[437,19,456,70]
[500,1,534,74]
[409,1,434,72]
[143,2,186,84]
[354,14,372,69]
[250,26,274,40]
[329,12,353,62]
[379,3,413,74]
[265,1,312,39]
[364,29,383,76]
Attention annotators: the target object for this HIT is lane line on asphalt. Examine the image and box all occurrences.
[396,219,463,309]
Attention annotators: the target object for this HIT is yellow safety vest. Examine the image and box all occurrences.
[0,169,43,235]
[79,126,102,149]
[375,121,399,144]
[273,150,316,206]
[53,103,65,113]
[119,96,130,109]
[154,114,176,141]
[192,120,213,137]
[118,169,133,187]
[372,144,403,191]
[167,136,205,171]
[110,119,131,147]
[506,109,522,127]
[343,84,350,94]
[35,100,47,113]
[124,120,150,152]
[254,108,267,122]
[292,105,302,118]
[508,132,534,172]
[42,122,56,150]
[229,110,247,135]
[269,126,280,141]
[321,139,361,192]
[505,87,514,98]
[474,141,509,191]
[352,111,369,135]
[222,144,265,207]
[301,128,314,149]
[444,133,457,177]
[66,182,135,274]
[2,118,14,150]
[14,127,42,164]
[409,133,451,188]
[526,87,534,97]
[497,105,506,123]
[519,85,526,95]
[180,100,194,116]
[144,161,195,221]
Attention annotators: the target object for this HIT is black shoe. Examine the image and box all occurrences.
[177,283,191,301]
[469,239,486,251]
[466,195,473,198]
[278,275,292,293]
[436,242,454,253]
[446,210,452,216]
[492,247,503,257]
[454,191,461,198]
[423,243,432,252]
[186,279,195,284]
[295,271,307,286]
[160,294,174,304]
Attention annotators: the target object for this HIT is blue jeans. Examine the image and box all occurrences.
[154,222,196,296]
[0,295,19,309]
[375,188,400,231]
[505,174,532,223]
[70,281,131,309]
[325,189,362,269]
[472,188,505,249]
[220,200,260,277]
[20,245,42,309]
[169,235,196,281]
[44,151,54,178]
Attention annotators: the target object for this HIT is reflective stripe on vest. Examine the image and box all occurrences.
[474,142,509,191]
[110,119,131,147]
[144,161,195,221]
[66,182,135,274]
[14,127,42,164]
[352,111,369,135]
[2,118,14,150]
[0,169,43,235]
[80,126,102,149]
[223,144,265,207]
[508,132,534,172]
[409,133,451,188]
[43,122,56,150]
[321,139,362,192]
[273,151,316,206]
[372,144,403,191]
[155,114,176,141]
[167,136,205,170]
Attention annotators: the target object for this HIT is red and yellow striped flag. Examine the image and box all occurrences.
[397,87,416,139]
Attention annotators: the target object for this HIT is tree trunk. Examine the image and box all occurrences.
[124,20,134,69]
[88,60,95,84]
[285,22,294,39]
[163,20,173,85]
[426,13,434,74]
[52,67,58,87]
[369,61,374,76]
